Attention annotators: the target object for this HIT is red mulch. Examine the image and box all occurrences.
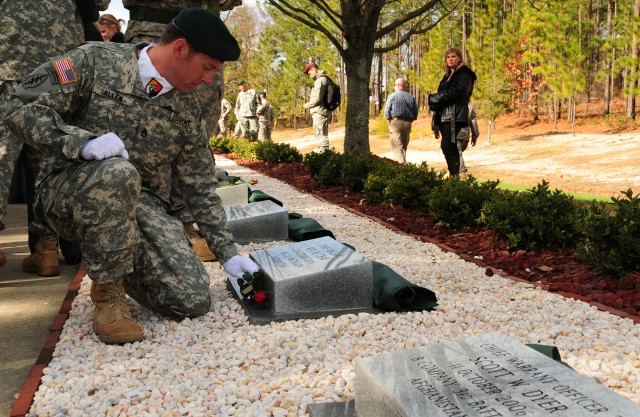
[223,154,640,323]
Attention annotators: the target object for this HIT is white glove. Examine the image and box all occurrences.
[223,255,260,278]
[81,132,129,160]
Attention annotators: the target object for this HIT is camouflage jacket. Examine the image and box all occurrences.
[234,89,259,118]
[123,0,242,41]
[0,0,84,81]
[220,98,232,118]
[257,100,274,126]
[4,42,238,262]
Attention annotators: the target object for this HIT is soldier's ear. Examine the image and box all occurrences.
[173,38,189,59]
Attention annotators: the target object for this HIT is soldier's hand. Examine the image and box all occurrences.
[223,255,260,278]
[81,132,129,160]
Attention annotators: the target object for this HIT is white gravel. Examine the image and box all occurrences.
[28,155,640,416]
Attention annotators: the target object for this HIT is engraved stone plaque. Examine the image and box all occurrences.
[224,200,288,243]
[249,237,373,314]
[215,183,249,207]
[355,332,640,417]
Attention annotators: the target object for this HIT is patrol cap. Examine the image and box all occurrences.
[172,8,240,62]
[303,61,316,74]
[238,80,246,86]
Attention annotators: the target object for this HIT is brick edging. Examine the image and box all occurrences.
[313,194,640,325]
[10,261,86,417]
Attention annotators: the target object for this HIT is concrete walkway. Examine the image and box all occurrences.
[0,204,79,417]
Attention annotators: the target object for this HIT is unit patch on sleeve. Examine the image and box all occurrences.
[22,74,48,89]
[52,58,78,85]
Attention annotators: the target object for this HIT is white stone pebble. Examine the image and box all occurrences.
[27,155,640,416]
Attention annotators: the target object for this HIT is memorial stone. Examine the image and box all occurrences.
[216,183,249,207]
[355,332,640,417]
[225,200,289,243]
[249,237,373,314]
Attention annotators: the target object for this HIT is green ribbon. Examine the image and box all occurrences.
[248,189,283,206]
[372,261,438,311]
[288,217,336,241]
[525,343,573,369]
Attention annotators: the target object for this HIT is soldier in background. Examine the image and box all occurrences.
[234,80,260,141]
[303,61,331,151]
[218,96,232,137]
[256,91,274,142]
[0,0,108,271]
[122,0,242,262]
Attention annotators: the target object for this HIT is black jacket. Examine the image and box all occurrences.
[428,65,477,125]
[110,32,126,43]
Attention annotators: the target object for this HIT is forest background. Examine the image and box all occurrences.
[221,0,640,152]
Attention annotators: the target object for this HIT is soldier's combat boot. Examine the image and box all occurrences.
[0,249,6,268]
[22,237,59,276]
[90,279,143,344]
[183,222,216,262]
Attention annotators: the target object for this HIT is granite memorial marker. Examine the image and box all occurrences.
[216,183,249,207]
[248,236,373,314]
[355,332,639,417]
[224,200,289,243]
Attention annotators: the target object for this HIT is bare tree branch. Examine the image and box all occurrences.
[373,10,449,54]
[267,0,345,54]
[375,0,460,40]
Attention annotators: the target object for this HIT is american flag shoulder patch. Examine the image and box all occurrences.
[52,58,77,85]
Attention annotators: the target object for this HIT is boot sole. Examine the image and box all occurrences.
[22,265,60,277]
[98,332,144,344]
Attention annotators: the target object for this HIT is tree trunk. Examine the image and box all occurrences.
[603,0,614,115]
[625,0,639,120]
[343,51,373,154]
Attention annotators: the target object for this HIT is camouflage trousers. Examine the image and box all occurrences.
[1,80,57,240]
[218,115,229,137]
[36,158,211,318]
[237,116,258,141]
[312,113,329,151]
[0,81,23,221]
[258,121,272,142]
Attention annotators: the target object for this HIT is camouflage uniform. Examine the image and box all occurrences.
[0,0,85,232]
[218,97,232,137]
[122,0,241,225]
[4,42,239,318]
[234,88,259,141]
[306,70,330,151]
[256,99,274,142]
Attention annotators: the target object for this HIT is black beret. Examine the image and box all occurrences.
[172,8,240,62]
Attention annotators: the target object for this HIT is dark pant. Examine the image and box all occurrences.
[439,123,467,176]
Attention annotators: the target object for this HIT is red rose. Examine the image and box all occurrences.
[254,290,268,306]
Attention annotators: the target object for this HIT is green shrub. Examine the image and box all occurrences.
[253,142,302,163]
[363,162,444,210]
[480,180,583,250]
[428,176,500,229]
[576,189,640,278]
[303,148,340,177]
[302,149,344,187]
[340,152,380,192]
[209,136,231,153]
[363,163,398,204]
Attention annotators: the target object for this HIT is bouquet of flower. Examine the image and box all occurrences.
[237,271,268,307]
[219,177,259,187]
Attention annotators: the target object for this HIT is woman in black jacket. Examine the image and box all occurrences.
[428,47,477,177]
[98,13,126,43]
